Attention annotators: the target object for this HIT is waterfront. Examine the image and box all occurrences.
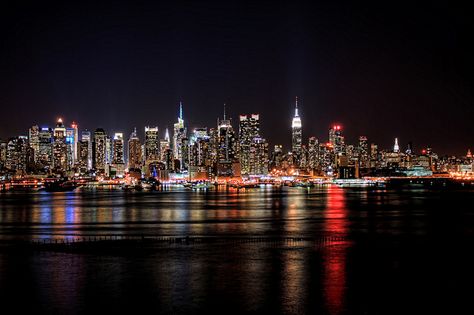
[1,186,474,314]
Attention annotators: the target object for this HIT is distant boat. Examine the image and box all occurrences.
[44,180,77,192]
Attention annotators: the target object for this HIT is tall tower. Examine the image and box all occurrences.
[173,101,187,170]
[291,97,302,155]
[393,138,400,153]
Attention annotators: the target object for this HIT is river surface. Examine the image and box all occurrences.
[1,185,473,314]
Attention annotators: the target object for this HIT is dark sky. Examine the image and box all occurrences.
[1,1,473,155]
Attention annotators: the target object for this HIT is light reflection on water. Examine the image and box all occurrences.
[1,186,474,314]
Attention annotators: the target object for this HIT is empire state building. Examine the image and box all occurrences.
[291,97,302,155]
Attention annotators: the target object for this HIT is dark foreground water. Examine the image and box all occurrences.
[1,185,474,314]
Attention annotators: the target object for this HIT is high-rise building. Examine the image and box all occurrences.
[52,118,68,173]
[144,126,160,164]
[217,107,237,176]
[78,140,89,173]
[0,140,7,170]
[329,125,345,156]
[93,128,107,172]
[308,137,319,170]
[66,122,79,166]
[112,133,125,176]
[249,137,269,175]
[159,128,171,163]
[5,136,29,174]
[270,145,283,169]
[28,125,40,163]
[291,97,302,156]
[81,130,92,170]
[128,128,142,170]
[239,114,260,175]
[38,128,53,170]
[105,136,113,165]
[358,136,369,168]
[173,102,187,170]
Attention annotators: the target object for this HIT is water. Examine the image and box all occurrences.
[1,185,474,314]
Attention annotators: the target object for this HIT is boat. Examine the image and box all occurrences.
[44,180,77,192]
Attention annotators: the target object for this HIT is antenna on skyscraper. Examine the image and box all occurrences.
[179,101,183,120]
[223,103,226,120]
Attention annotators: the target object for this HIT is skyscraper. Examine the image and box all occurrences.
[291,97,302,156]
[329,125,345,156]
[112,133,125,176]
[239,114,260,175]
[173,102,187,170]
[358,136,369,168]
[249,137,269,175]
[128,128,142,170]
[52,118,68,173]
[217,107,237,176]
[93,128,107,173]
[38,128,53,170]
[144,126,160,165]
[81,130,92,170]
[28,125,40,163]
[393,138,400,153]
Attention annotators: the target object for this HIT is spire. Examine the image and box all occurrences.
[223,103,226,120]
[294,96,299,117]
[165,127,170,142]
[179,101,183,120]
[394,138,400,153]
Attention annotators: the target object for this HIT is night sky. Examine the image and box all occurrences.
[1,1,473,155]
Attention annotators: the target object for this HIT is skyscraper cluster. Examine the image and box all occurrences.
[0,99,472,180]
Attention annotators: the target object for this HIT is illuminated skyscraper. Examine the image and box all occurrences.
[93,128,107,172]
[112,132,125,176]
[217,106,237,176]
[249,137,269,175]
[5,136,29,174]
[329,125,345,156]
[159,128,170,163]
[358,136,369,168]
[128,128,142,170]
[52,118,68,173]
[173,102,187,170]
[144,126,160,166]
[393,138,400,153]
[28,125,40,163]
[239,114,260,175]
[291,97,302,155]
[66,122,78,168]
[308,136,319,170]
[37,128,53,170]
[81,130,92,170]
